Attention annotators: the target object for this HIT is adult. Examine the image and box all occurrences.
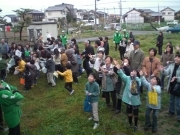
[159,53,180,122]
[156,31,164,55]
[71,38,79,49]
[161,45,175,90]
[24,44,32,58]
[124,39,134,59]
[122,29,129,40]
[129,31,135,42]
[8,42,17,58]
[0,81,24,135]
[81,40,95,77]
[60,30,68,49]
[101,56,117,111]
[129,40,145,93]
[103,37,109,56]
[129,40,145,71]
[142,48,161,80]
[113,31,122,51]
[0,39,9,59]
[119,38,127,60]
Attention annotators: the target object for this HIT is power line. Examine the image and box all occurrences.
[79,1,180,6]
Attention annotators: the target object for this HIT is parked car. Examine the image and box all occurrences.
[167,24,180,33]
[156,26,169,31]
[167,20,179,25]
[116,26,121,31]
[104,25,111,30]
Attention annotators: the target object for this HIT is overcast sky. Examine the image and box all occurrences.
[0,0,179,16]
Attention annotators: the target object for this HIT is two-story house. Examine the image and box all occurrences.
[175,10,180,20]
[45,3,76,21]
[161,7,175,21]
[19,9,45,23]
[123,8,162,23]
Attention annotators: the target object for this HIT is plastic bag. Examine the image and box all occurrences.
[20,78,25,85]
[42,67,47,73]
[148,91,158,106]
[14,70,19,75]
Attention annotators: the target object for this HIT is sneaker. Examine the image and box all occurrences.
[152,129,157,133]
[166,112,174,117]
[144,124,151,131]
[134,126,137,132]
[93,123,99,129]
[88,117,93,121]
[70,90,74,95]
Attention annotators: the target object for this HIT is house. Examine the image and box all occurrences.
[45,3,76,21]
[161,7,175,21]
[123,8,162,23]
[19,9,45,23]
[76,9,87,20]
[3,14,19,25]
[123,8,144,23]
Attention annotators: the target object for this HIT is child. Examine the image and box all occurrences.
[24,65,32,91]
[139,70,161,133]
[85,73,100,129]
[114,60,141,132]
[45,53,56,87]
[57,63,74,95]
[0,81,24,135]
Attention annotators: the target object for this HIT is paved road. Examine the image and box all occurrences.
[76,31,158,43]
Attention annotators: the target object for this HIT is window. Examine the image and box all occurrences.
[162,12,166,15]
[168,12,172,15]
[48,12,52,16]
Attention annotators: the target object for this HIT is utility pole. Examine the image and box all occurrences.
[119,0,122,27]
[158,3,160,25]
[95,0,97,31]
[104,8,106,26]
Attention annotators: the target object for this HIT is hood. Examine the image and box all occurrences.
[65,49,74,57]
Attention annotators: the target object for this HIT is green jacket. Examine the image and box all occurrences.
[122,32,129,40]
[113,33,122,43]
[85,81,100,103]
[0,59,7,70]
[60,35,67,45]
[0,81,24,128]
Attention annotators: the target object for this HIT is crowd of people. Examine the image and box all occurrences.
[0,29,179,134]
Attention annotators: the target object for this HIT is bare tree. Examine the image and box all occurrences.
[13,8,32,40]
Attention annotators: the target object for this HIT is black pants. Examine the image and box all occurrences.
[0,106,3,128]
[64,82,73,92]
[116,99,122,111]
[115,43,119,51]
[105,91,116,108]
[0,69,6,81]
[72,72,78,83]
[55,64,63,80]
[157,46,162,55]
[119,46,126,60]
[9,123,20,135]
[83,59,92,77]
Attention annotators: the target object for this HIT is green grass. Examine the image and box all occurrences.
[2,33,180,135]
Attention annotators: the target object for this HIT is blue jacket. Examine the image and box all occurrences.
[141,76,161,109]
[117,69,141,106]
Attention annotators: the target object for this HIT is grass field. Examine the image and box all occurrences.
[2,33,180,135]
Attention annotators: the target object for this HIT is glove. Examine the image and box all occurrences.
[85,91,89,95]
[12,90,19,94]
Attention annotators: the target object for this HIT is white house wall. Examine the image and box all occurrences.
[125,10,144,23]
[45,10,67,20]
[3,16,11,23]
[161,8,175,21]
[42,24,58,40]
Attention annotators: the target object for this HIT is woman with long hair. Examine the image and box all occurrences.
[161,45,174,90]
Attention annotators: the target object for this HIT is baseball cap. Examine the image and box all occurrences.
[133,40,140,46]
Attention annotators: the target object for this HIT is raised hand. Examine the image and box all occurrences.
[139,70,144,76]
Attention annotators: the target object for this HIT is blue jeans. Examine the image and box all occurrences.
[145,107,159,130]
[161,73,165,89]
[169,94,180,119]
